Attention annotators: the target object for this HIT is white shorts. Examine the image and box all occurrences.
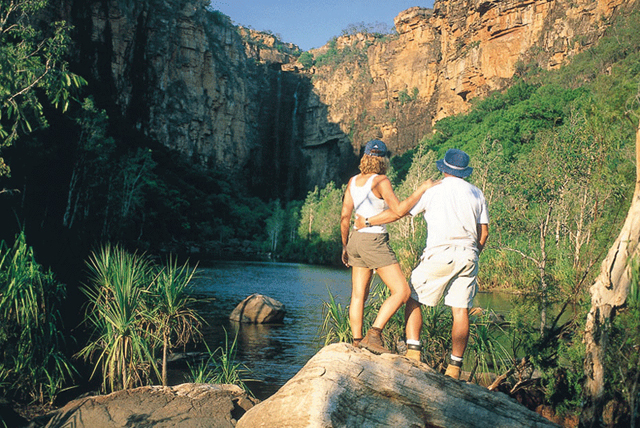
[410,245,478,308]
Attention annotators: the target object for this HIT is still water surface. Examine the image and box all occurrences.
[191,261,512,400]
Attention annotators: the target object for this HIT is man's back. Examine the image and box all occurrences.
[410,176,489,251]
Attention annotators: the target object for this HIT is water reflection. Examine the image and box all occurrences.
[191,261,352,399]
[229,322,292,360]
[475,291,515,314]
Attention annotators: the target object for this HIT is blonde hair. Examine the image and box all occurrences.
[359,154,389,175]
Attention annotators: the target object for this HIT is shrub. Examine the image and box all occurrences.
[298,51,314,69]
[0,232,75,405]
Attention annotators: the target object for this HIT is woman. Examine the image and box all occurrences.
[340,139,436,354]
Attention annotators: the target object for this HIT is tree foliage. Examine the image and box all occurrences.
[0,0,86,176]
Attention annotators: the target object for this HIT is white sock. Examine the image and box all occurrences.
[450,354,463,362]
[406,339,421,346]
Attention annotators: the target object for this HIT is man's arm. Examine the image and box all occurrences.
[354,179,438,228]
[477,223,489,253]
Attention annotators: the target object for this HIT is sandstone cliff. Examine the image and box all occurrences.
[62,0,349,201]
[59,0,638,200]
[304,0,637,157]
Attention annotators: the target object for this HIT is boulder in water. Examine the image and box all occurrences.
[229,294,286,323]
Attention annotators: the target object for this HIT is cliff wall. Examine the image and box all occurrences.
[62,0,347,200]
[60,0,637,200]
[305,0,636,157]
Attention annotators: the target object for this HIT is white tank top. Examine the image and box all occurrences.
[350,174,387,234]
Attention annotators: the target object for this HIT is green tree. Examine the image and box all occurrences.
[298,51,314,69]
[265,199,285,253]
[297,182,344,264]
[63,98,115,230]
[0,0,86,176]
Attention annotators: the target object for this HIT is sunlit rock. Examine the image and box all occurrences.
[237,343,560,428]
[38,384,256,428]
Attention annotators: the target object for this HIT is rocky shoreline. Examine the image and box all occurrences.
[18,344,565,428]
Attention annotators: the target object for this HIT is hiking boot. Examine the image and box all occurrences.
[405,343,421,362]
[359,327,392,354]
[352,338,362,347]
[445,359,462,379]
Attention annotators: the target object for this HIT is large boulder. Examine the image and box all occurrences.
[229,294,286,323]
[237,343,560,428]
[37,383,256,428]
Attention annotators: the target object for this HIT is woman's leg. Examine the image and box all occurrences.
[349,266,373,341]
[371,263,411,329]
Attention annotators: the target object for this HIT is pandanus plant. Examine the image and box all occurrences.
[79,244,204,391]
[149,256,203,386]
[78,244,159,392]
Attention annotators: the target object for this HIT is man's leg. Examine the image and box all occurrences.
[445,306,470,379]
[404,297,422,341]
[451,306,470,357]
[404,297,423,361]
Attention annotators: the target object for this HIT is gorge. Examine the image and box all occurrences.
[2,1,640,424]
[55,0,635,201]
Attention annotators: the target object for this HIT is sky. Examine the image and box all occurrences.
[209,0,435,51]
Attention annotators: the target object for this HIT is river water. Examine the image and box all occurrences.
[190,261,513,400]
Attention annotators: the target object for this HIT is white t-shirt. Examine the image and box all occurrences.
[350,174,387,234]
[409,176,489,252]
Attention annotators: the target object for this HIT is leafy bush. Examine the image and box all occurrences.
[0,232,75,405]
[298,51,314,69]
[78,245,203,392]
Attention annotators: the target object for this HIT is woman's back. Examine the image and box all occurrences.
[350,174,387,234]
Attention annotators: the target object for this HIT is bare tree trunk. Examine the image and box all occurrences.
[581,124,640,426]
[574,186,588,268]
[539,205,552,333]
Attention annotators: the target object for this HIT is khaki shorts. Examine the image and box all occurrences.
[410,245,478,308]
[346,231,398,269]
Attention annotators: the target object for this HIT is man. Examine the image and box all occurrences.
[355,148,489,379]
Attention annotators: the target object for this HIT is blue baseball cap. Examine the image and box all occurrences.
[364,139,388,157]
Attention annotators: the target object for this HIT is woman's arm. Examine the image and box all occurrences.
[340,181,355,266]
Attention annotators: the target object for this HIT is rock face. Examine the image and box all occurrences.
[56,0,637,199]
[306,0,637,156]
[60,0,352,201]
[229,294,286,323]
[37,383,255,428]
[236,343,559,428]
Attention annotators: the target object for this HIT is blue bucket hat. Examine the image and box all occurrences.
[436,149,472,178]
[364,139,388,157]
